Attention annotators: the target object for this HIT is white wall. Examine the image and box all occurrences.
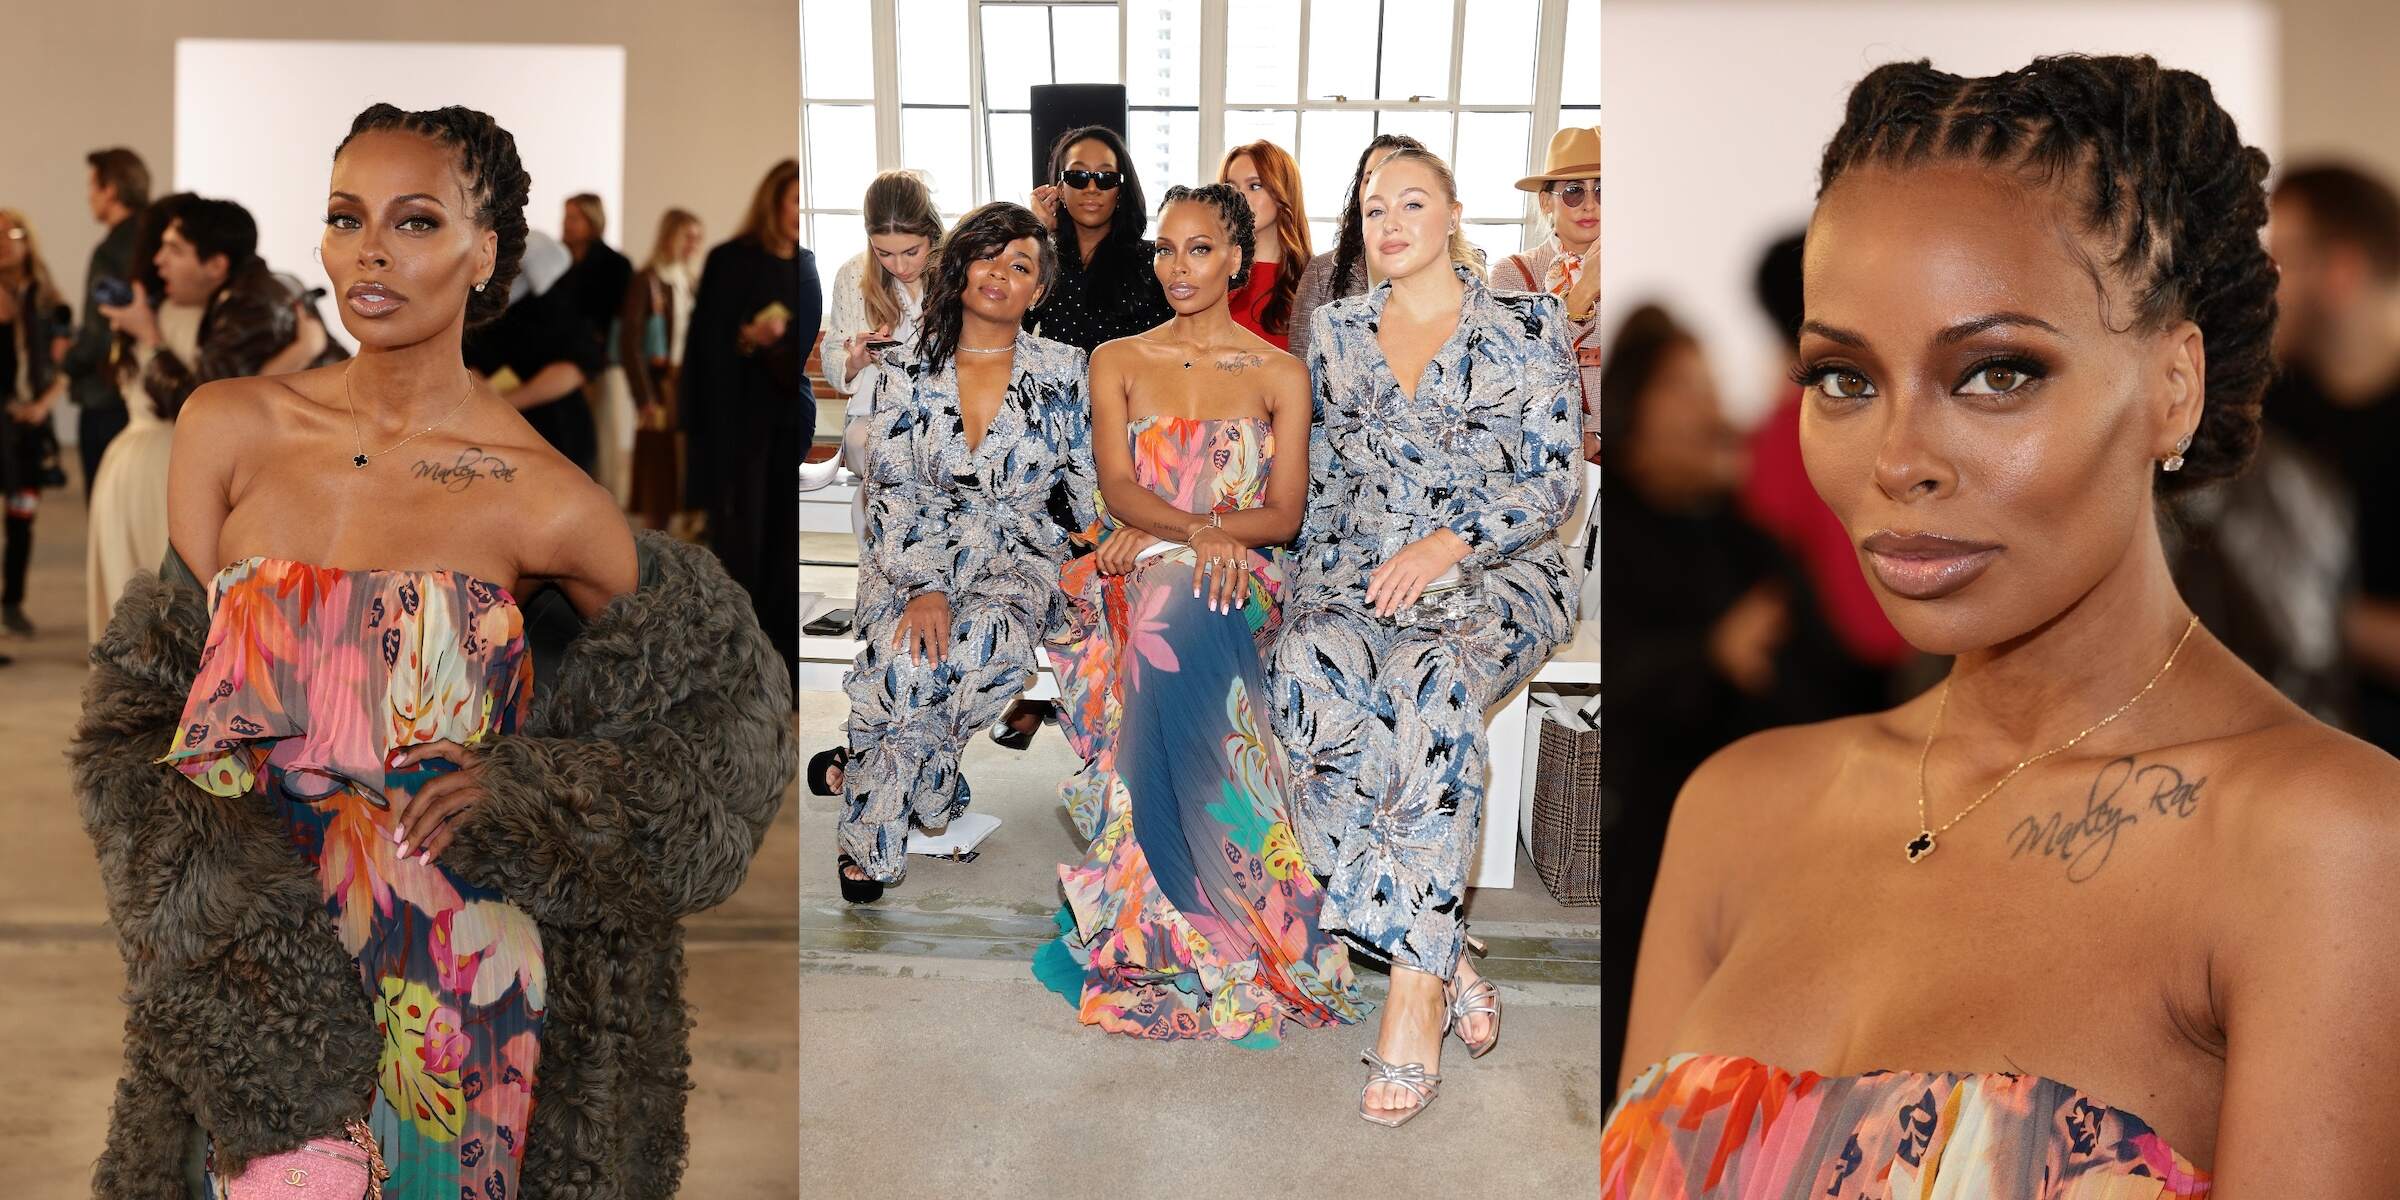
[1601,1,2277,423]
[174,39,626,350]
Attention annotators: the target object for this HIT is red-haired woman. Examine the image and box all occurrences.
[1218,140,1312,350]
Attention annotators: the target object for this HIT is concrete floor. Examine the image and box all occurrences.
[798,534,1604,1197]
[0,485,801,1197]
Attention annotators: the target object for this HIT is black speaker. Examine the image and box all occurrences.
[1029,84,1130,188]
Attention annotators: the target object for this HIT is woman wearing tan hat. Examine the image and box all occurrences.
[1494,126,1601,462]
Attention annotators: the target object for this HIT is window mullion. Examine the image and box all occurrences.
[970,1,993,205]
[1528,0,1572,236]
[1296,0,1314,101]
[1446,0,1466,114]
[1198,0,1229,179]
[872,0,903,170]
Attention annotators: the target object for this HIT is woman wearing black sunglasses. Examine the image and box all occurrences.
[1000,125,1177,750]
[1025,125,1173,354]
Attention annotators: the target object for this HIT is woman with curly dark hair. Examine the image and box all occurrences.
[73,103,792,1198]
[1608,56,2400,1194]
[819,201,1096,904]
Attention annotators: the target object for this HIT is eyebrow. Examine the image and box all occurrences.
[327,191,449,208]
[1363,186,1431,202]
[1933,312,2063,343]
[1800,311,2065,349]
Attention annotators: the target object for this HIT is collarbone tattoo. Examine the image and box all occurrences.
[1214,351,1266,375]
[411,446,520,494]
[2004,755,2206,883]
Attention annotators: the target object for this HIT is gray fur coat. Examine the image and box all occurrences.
[71,531,794,1198]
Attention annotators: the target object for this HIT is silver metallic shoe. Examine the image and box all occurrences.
[1446,934,1501,1058]
[1358,1050,1441,1127]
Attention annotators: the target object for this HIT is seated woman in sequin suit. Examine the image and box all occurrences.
[1270,148,1583,1126]
[827,202,1097,901]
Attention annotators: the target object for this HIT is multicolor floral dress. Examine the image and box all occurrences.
[163,557,546,1200]
[1604,1053,2212,1198]
[1031,415,1367,1044]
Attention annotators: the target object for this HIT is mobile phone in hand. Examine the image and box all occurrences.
[92,275,133,308]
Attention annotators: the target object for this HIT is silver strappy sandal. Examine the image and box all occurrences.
[1446,934,1502,1058]
[1358,1050,1441,1127]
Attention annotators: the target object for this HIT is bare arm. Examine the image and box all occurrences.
[2209,747,2400,1195]
[163,380,251,578]
[1615,755,1737,1095]
[522,470,639,618]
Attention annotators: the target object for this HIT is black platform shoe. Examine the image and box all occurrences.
[836,852,885,904]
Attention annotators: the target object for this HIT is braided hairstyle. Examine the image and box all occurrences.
[1157,182,1256,291]
[335,104,531,329]
[1817,55,2276,495]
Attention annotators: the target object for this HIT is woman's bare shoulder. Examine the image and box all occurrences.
[182,365,338,427]
[2205,715,2400,851]
[1674,711,1894,838]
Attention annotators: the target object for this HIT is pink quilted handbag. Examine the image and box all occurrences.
[223,1119,387,1199]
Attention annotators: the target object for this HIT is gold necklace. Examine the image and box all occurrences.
[344,359,475,469]
[1906,614,2200,864]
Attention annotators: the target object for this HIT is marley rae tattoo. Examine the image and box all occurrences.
[2006,756,2204,883]
[1214,352,1266,375]
[412,447,519,493]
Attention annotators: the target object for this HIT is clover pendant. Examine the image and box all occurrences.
[1905,829,1936,864]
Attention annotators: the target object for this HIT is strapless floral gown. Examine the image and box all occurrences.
[163,557,546,1200]
[1604,1052,2211,1198]
[1032,415,1366,1044]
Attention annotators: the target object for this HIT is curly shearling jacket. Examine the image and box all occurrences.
[72,530,794,1199]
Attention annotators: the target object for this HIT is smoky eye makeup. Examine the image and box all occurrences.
[1791,360,1876,402]
[1952,354,2050,399]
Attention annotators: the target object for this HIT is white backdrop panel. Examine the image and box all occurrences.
[1602,2,2276,423]
[174,39,627,351]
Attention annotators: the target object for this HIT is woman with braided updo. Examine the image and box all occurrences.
[1032,183,1365,1046]
[1609,56,2400,1196]
[74,104,791,1197]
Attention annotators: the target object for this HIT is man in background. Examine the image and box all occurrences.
[2263,164,2400,752]
[98,196,335,416]
[54,148,148,492]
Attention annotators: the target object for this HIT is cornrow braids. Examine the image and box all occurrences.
[1158,182,1256,291]
[1817,55,2277,495]
[337,103,531,329]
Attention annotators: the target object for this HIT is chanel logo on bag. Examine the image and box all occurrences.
[283,1167,310,1186]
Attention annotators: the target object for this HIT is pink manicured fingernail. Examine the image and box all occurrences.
[417,851,431,865]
